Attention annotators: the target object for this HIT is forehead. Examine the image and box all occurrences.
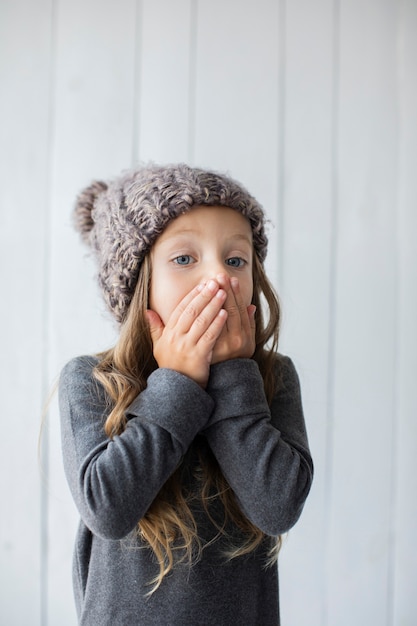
[157,204,253,240]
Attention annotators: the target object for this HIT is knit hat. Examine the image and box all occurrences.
[74,163,268,323]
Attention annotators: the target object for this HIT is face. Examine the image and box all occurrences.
[149,205,254,325]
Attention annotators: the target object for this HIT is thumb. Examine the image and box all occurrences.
[145,309,164,342]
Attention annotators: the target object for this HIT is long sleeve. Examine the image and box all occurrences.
[203,356,313,536]
[59,355,214,540]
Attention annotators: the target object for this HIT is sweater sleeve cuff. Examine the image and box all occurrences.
[126,368,214,448]
[205,359,269,428]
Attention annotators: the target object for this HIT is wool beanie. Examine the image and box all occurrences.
[74,163,268,323]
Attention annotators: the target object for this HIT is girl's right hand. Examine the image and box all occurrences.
[146,280,228,388]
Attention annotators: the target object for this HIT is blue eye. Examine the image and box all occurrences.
[226,257,245,268]
[174,255,193,265]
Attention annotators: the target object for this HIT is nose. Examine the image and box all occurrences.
[201,255,230,284]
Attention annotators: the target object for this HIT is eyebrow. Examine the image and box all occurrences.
[226,233,253,245]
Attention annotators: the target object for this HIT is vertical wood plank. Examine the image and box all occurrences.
[0,1,53,624]
[276,1,334,624]
[193,0,281,283]
[46,1,137,622]
[327,1,398,623]
[393,0,417,623]
[138,0,193,163]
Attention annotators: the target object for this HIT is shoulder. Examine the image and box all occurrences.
[270,353,303,409]
[58,354,108,415]
[60,354,99,381]
[275,353,300,385]
[59,355,101,397]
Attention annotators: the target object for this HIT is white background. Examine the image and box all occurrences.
[0,1,416,624]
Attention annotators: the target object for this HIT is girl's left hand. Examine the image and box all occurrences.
[211,274,256,364]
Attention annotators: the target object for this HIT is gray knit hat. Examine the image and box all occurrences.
[74,163,268,323]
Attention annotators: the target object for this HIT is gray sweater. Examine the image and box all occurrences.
[59,355,313,625]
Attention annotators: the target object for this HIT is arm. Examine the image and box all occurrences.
[203,356,313,536]
[59,355,213,540]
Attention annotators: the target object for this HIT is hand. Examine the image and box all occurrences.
[146,280,228,388]
[211,274,256,364]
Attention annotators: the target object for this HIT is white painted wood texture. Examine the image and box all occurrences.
[1,1,415,624]
[0,1,53,623]
[277,2,334,624]
[392,1,417,623]
[328,1,398,623]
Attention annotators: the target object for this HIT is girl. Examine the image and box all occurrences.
[59,163,313,625]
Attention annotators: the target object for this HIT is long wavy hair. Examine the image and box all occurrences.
[94,252,282,593]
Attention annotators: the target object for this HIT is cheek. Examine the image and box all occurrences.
[150,284,174,322]
[149,273,192,324]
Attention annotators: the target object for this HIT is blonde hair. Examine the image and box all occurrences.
[94,252,282,593]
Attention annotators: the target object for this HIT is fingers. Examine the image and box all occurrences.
[199,306,228,349]
[216,273,249,334]
[146,280,229,387]
[247,304,257,332]
[169,279,227,338]
[145,309,164,341]
[211,274,256,363]
[146,273,255,384]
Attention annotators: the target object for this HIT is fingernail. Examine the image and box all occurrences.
[207,279,217,291]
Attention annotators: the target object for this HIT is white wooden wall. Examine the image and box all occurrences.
[1,1,416,624]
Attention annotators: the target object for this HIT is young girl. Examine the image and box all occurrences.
[59,163,313,625]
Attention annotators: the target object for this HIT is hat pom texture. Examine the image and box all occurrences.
[74,164,268,323]
[74,180,108,244]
